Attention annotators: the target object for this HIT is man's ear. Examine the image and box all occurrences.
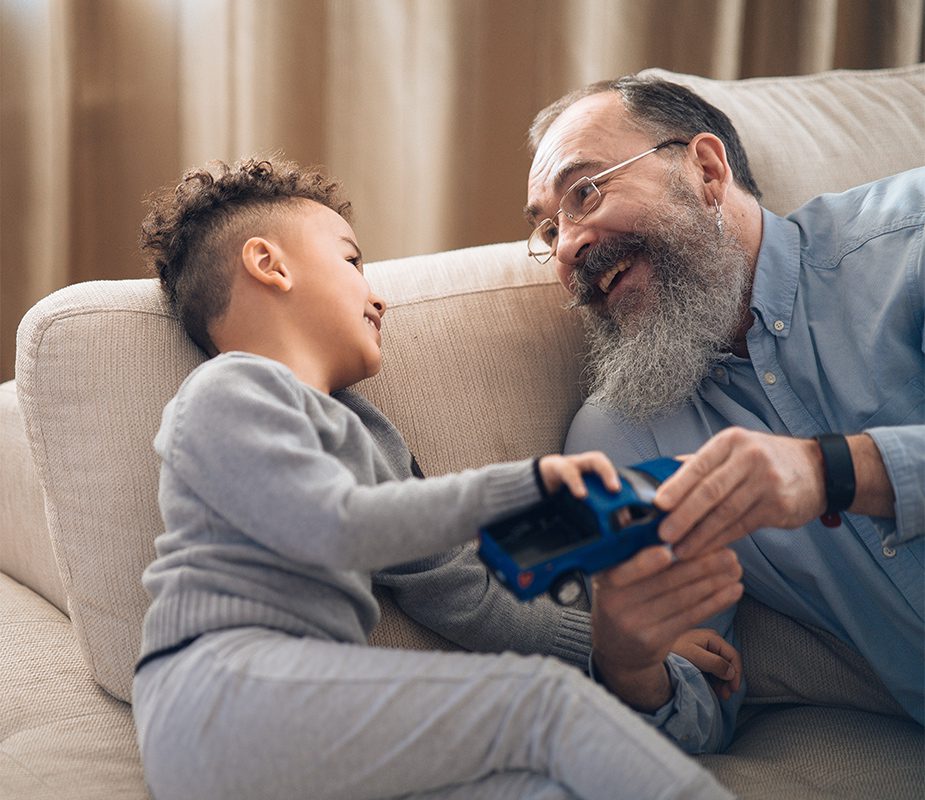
[689,133,733,207]
[241,237,292,291]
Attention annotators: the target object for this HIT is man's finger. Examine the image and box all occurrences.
[659,456,749,544]
[654,433,735,510]
[592,545,675,590]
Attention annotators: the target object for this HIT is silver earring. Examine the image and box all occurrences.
[714,199,724,233]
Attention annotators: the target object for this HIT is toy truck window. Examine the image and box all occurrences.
[609,468,660,530]
[489,497,601,569]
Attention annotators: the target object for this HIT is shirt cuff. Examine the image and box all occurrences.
[865,426,925,545]
[588,652,725,755]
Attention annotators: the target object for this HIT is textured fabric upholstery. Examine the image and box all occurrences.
[0,573,144,799]
[642,65,925,215]
[735,595,905,715]
[357,240,585,476]
[15,281,206,701]
[0,381,66,614]
[699,705,924,798]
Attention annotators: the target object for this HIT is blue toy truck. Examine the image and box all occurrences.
[478,457,681,605]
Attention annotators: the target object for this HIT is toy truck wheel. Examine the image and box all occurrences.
[550,572,584,606]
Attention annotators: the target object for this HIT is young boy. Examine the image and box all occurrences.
[132,158,742,800]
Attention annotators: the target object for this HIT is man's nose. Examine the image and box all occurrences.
[553,217,596,284]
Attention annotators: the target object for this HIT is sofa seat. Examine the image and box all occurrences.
[0,574,145,799]
[699,704,924,799]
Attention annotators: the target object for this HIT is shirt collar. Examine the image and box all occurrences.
[749,207,801,339]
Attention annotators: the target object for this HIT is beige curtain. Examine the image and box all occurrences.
[2,0,923,382]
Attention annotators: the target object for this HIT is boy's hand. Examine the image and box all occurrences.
[671,627,742,701]
[537,452,621,498]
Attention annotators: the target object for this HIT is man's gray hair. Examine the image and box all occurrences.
[528,76,762,201]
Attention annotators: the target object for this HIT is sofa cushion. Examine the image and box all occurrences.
[641,64,925,216]
[0,380,66,613]
[0,574,146,799]
[699,704,924,799]
[734,595,904,716]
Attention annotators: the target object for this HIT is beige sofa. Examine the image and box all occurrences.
[2,66,924,799]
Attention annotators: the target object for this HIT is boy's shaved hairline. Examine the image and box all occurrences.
[141,158,351,356]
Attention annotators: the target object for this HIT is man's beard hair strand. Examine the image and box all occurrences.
[576,180,751,421]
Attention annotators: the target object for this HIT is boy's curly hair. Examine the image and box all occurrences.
[140,157,352,356]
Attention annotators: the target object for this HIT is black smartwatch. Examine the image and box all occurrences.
[814,433,856,527]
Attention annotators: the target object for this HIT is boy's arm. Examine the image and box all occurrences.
[375,544,592,670]
[162,355,543,572]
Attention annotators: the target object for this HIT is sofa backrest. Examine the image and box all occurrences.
[14,64,925,702]
[642,65,925,216]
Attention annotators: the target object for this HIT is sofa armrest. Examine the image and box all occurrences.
[0,381,67,614]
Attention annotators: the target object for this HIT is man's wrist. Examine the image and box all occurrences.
[591,653,673,712]
[810,433,896,523]
[814,433,856,526]
[846,433,896,518]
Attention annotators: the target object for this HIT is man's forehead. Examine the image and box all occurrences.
[526,92,639,217]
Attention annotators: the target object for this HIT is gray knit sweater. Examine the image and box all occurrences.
[139,352,591,668]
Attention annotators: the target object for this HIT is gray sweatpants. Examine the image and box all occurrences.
[132,628,733,800]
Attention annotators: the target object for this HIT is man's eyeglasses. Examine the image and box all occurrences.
[527,140,689,264]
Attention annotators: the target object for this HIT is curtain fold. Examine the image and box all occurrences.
[2,0,923,381]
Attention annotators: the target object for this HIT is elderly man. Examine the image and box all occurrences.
[524,76,924,751]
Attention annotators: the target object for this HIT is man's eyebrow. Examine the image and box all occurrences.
[523,158,607,224]
[341,236,363,261]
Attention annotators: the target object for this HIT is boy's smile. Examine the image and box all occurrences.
[281,201,388,392]
[215,199,388,394]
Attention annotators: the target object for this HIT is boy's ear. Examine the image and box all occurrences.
[241,237,292,291]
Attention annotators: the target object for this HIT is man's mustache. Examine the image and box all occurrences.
[569,234,649,307]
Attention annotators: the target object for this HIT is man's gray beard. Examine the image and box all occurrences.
[575,183,751,421]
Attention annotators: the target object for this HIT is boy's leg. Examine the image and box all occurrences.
[133,628,731,800]
[397,771,576,799]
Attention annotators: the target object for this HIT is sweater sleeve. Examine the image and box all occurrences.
[376,544,592,670]
[157,355,541,572]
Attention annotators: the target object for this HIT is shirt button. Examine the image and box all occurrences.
[713,367,726,380]
[764,371,777,385]
[773,320,785,332]
[882,546,897,558]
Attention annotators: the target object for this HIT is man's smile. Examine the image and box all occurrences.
[596,256,634,295]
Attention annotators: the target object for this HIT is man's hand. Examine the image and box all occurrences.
[590,545,743,712]
[654,428,896,560]
[654,427,827,559]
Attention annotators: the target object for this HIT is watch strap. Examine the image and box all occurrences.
[814,433,856,526]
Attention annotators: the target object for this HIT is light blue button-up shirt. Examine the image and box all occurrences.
[567,169,925,751]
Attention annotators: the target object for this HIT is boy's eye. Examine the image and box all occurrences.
[348,256,363,273]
